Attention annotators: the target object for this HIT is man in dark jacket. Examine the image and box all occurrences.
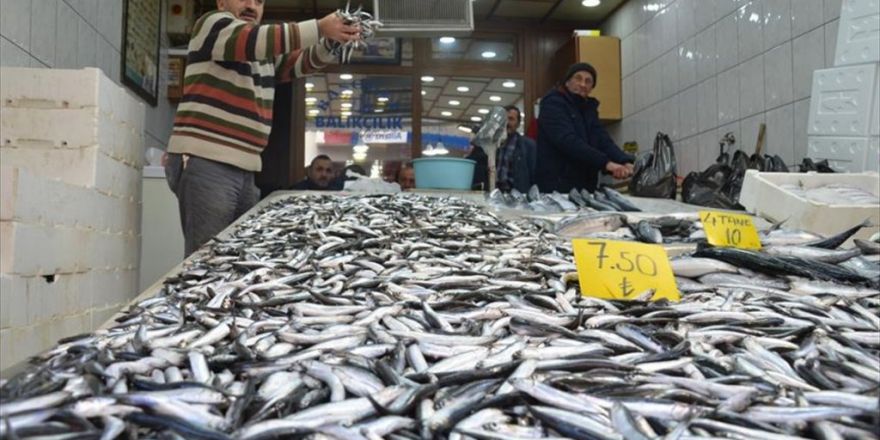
[292,155,341,190]
[496,105,537,193]
[535,63,634,193]
[465,143,490,191]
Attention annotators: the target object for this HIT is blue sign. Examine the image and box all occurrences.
[315,116,404,129]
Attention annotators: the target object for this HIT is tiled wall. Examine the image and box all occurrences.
[602,0,844,175]
[0,0,176,154]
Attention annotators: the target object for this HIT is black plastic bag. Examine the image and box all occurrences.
[681,164,740,209]
[629,132,678,199]
[799,158,836,173]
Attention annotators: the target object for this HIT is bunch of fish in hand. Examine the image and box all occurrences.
[1,194,877,439]
[488,185,641,213]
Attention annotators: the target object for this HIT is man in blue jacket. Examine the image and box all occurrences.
[495,105,537,193]
[535,63,634,193]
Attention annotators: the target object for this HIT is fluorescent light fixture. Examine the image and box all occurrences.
[341,89,353,96]
[456,86,470,92]
[439,36,456,44]
[374,109,384,113]
[305,97,317,104]
[457,125,472,133]
[421,90,427,96]
[502,80,516,88]
[582,0,600,7]
[308,109,320,115]
[481,51,496,59]
[477,108,489,114]
[341,111,352,116]
[421,76,435,82]
[353,143,369,154]
[470,116,482,122]
[341,102,352,109]
[377,96,389,102]
[448,100,460,106]
[441,111,453,116]
[305,82,314,89]
[339,73,353,80]
[353,151,367,161]
[489,95,502,102]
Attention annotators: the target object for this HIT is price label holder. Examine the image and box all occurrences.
[699,211,762,250]
[572,239,680,302]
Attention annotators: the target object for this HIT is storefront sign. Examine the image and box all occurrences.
[360,131,408,144]
[572,239,679,302]
[315,116,404,130]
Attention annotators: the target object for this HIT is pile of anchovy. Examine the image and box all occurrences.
[1,194,878,439]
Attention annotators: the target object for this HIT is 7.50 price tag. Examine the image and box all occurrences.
[699,211,762,250]
[572,239,680,302]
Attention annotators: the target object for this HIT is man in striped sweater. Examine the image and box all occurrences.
[165,0,359,256]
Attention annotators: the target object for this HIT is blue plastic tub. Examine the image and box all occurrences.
[412,157,476,190]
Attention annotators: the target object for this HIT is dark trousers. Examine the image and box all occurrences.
[164,153,259,256]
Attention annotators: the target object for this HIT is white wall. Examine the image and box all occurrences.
[0,0,177,154]
[603,0,843,175]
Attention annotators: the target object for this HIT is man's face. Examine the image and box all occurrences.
[565,70,594,98]
[506,109,519,133]
[399,167,415,190]
[309,159,334,188]
[216,0,264,23]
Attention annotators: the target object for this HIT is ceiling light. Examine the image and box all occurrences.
[421,76,435,82]
[481,51,496,59]
[441,111,453,116]
[421,90,427,96]
[470,116,482,122]
[340,73,353,80]
[374,109,384,113]
[353,151,367,161]
[489,95,502,102]
[305,82,314,89]
[477,108,489,114]
[448,100,460,106]
[377,96,389,102]
[582,0,600,7]
[341,111,352,116]
[439,36,456,44]
[341,89,353,96]
[308,109,320,115]
[502,81,516,88]
[305,97,317,104]
[341,103,352,109]
[456,86,469,92]
[457,125,472,133]
[353,143,369,154]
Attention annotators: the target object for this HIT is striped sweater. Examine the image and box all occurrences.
[167,11,335,171]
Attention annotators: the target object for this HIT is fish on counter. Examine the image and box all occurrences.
[1,194,878,440]
[488,185,642,213]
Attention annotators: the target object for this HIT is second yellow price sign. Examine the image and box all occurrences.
[572,239,680,302]
[699,211,762,250]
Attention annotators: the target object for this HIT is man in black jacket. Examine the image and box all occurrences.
[495,105,537,193]
[292,155,341,190]
[535,63,634,193]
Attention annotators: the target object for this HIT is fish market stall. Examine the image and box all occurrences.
[1,191,878,439]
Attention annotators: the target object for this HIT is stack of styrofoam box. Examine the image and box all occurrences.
[0,68,144,371]
[806,0,880,172]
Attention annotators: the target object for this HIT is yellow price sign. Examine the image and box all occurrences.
[699,211,762,250]
[571,239,680,302]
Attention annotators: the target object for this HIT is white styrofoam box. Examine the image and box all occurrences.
[834,0,880,66]
[25,272,93,324]
[0,147,142,198]
[740,170,880,243]
[1,222,92,275]
[0,167,140,234]
[868,137,880,171]
[807,136,872,168]
[91,269,138,309]
[0,68,145,126]
[0,107,144,167]
[872,71,880,135]
[808,64,879,135]
[0,275,26,330]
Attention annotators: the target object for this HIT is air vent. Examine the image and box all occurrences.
[373,0,474,36]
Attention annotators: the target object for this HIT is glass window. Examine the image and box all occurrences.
[429,35,517,64]
[420,75,524,158]
[305,73,413,182]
